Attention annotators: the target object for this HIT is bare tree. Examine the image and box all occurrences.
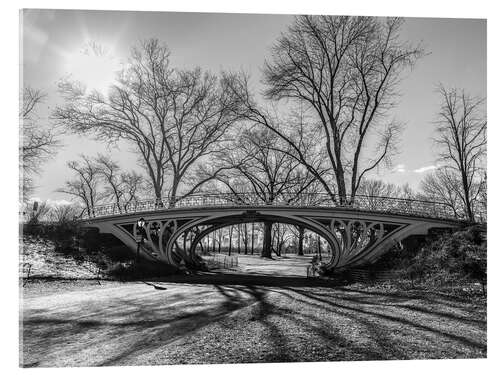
[48,204,81,223]
[120,171,144,211]
[54,39,242,204]
[400,183,415,200]
[477,171,487,221]
[57,156,103,217]
[95,155,125,212]
[421,168,462,218]
[225,16,422,203]
[20,87,59,199]
[242,223,249,254]
[358,178,400,197]
[272,223,295,256]
[217,128,317,202]
[24,200,51,225]
[287,225,307,256]
[94,154,145,212]
[434,85,487,221]
[62,154,144,215]
[358,178,415,208]
[213,126,318,257]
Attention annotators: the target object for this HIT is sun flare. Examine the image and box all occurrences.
[63,41,121,95]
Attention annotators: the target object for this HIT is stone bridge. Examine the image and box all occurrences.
[79,193,467,271]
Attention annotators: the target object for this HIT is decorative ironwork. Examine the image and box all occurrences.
[79,193,463,221]
[328,219,405,268]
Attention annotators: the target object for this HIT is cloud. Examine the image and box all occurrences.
[47,199,74,206]
[413,165,438,173]
[392,164,406,173]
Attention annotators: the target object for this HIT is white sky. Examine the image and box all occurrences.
[20,9,486,201]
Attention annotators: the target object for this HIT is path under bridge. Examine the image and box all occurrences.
[79,193,468,271]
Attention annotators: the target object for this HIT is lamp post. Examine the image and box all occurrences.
[135,217,146,264]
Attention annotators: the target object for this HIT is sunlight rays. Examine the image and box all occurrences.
[61,40,122,95]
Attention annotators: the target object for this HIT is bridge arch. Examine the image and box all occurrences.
[164,212,342,269]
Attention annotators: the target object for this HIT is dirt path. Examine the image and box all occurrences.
[21,276,486,367]
[230,254,317,277]
[21,281,258,367]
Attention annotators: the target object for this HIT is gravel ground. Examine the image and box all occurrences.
[20,272,486,367]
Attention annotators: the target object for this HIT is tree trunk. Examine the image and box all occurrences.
[317,233,322,261]
[298,226,304,256]
[274,226,281,257]
[169,178,179,208]
[228,226,233,256]
[461,172,475,222]
[262,221,272,258]
[153,183,164,207]
[336,165,348,204]
[237,224,241,254]
[251,222,255,255]
[218,229,221,253]
[244,223,248,254]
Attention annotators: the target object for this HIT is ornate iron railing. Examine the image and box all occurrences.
[78,192,468,221]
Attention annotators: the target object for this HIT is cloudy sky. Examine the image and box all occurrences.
[20,9,486,202]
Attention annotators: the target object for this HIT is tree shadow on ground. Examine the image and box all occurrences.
[233,284,400,362]
[278,287,486,351]
[21,273,486,367]
[22,284,259,367]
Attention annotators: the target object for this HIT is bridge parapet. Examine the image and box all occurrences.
[79,193,464,222]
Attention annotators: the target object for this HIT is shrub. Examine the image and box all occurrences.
[402,225,486,289]
[365,225,486,295]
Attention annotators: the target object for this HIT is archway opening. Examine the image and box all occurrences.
[185,217,335,278]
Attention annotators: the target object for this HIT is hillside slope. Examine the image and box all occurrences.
[20,235,104,279]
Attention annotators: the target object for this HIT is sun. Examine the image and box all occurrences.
[63,40,121,95]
